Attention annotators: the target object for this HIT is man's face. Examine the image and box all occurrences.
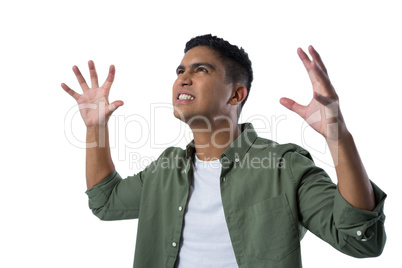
[172,46,236,125]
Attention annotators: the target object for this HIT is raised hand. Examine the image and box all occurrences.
[280,46,347,142]
[61,61,124,128]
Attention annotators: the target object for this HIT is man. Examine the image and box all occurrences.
[62,34,386,267]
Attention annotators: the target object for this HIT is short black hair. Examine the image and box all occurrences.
[184,34,253,110]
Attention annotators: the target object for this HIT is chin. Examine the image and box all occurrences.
[173,106,189,122]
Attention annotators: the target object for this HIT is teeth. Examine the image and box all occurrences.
[179,94,195,100]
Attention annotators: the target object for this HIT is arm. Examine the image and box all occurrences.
[280,46,375,211]
[289,149,386,257]
[86,125,114,190]
[329,133,375,210]
[62,61,124,190]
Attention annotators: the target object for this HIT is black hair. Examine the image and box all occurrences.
[184,34,253,110]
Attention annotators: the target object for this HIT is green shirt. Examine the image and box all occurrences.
[86,123,386,268]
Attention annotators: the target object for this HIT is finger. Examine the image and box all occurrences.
[280,97,306,118]
[297,47,313,74]
[101,65,115,90]
[308,46,328,75]
[298,48,325,95]
[310,61,336,97]
[72,65,90,91]
[107,100,124,114]
[88,60,99,88]
[61,83,81,101]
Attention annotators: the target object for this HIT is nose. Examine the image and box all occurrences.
[177,71,192,87]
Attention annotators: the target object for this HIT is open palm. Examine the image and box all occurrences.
[280,46,346,142]
[61,60,124,127]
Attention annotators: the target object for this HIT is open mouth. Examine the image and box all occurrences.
[177,93,195,100]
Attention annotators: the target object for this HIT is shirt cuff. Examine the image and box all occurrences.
[333,180,386,242]
[85,170,122,210]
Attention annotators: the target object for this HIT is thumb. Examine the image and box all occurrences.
[280,97,305,118]
[108,100,124,113]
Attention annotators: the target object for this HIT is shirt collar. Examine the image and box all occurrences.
[221,123,258,163]
[185,123,259,163]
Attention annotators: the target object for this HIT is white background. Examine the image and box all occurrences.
[1,0,400,267]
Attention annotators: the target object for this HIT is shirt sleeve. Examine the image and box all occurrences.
[85,169,144,221]
[332,180,386,257]
[289,150,387,258]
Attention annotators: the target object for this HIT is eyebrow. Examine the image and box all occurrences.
[176,62,216,73]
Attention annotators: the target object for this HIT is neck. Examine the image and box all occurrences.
[189,119,241,161]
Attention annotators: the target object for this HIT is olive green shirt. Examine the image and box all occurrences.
[86,123,386,267]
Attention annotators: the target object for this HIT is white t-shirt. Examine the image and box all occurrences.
[177,155,238,267]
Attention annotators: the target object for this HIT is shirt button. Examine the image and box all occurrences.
[178,206,183,211]
[222,177,226,182]
[356,230,362,236]
[235,157,240,163]
[172,242,177,247]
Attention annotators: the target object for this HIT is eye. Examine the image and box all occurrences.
[176,69,184,75]
[196,67,208,73]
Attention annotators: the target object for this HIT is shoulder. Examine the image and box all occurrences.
[249,137,321,182]
[251,136,312,160]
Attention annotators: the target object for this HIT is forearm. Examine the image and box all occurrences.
[327,131,375,211]
[86,125,115,190]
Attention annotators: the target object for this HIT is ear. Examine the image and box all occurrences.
[229,85,248,106]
